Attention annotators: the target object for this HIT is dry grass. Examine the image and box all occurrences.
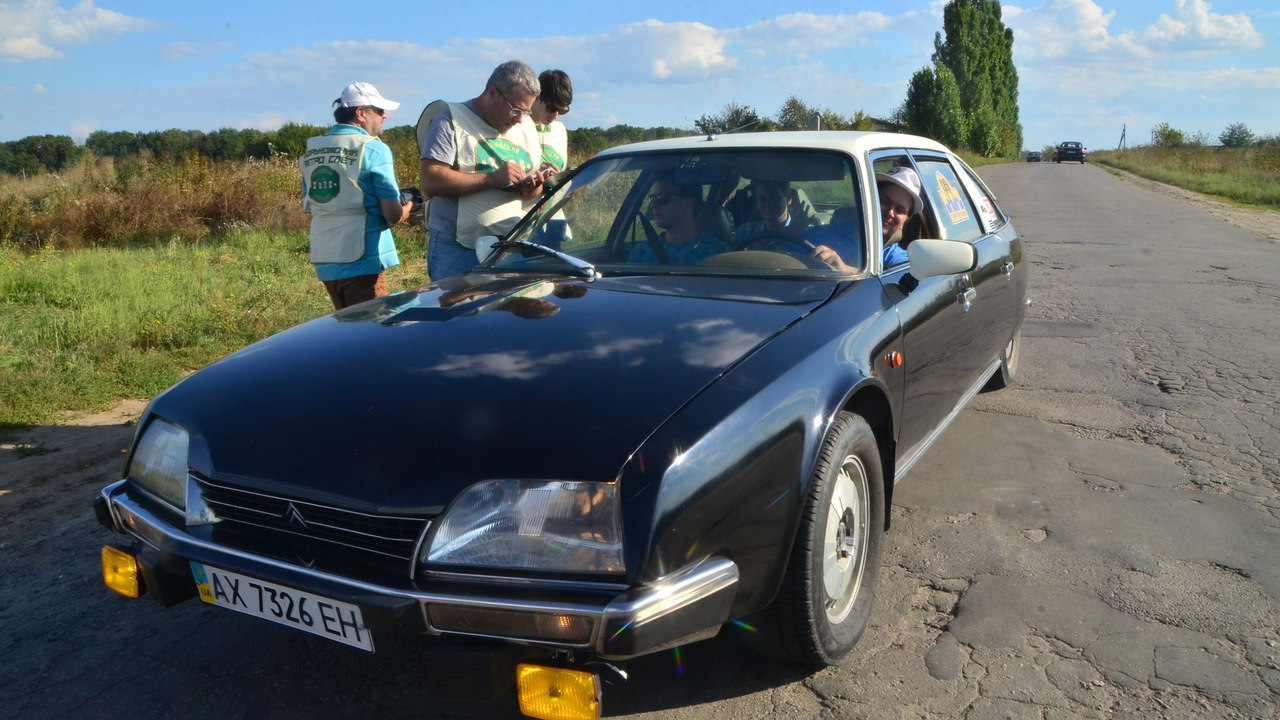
[0,152,307,251]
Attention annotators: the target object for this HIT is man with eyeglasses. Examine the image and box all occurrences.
[418,60,544,280]
[300,82,411,310]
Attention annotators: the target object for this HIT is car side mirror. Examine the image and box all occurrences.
[906,238,977,279]
[475,235,501,262]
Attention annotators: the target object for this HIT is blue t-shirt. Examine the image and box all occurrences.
[627,232,731,264]
[883,242,909,268]
[311,124,401,281]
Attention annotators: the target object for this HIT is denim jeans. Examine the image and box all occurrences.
[426,230,477,281]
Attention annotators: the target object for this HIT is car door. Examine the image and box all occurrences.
[870,150,975,471]
[909,152,1015,382]
[949,154,1025,356]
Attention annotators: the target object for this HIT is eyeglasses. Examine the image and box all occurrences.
[363,106,386,117]
[494,87,533,118]
[649,192,689,206]
[546,103,570,115]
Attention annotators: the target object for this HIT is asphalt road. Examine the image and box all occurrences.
[2,161,1277,719]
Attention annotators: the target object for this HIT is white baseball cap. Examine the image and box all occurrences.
[336,82,400,112]
[875,166,923,216]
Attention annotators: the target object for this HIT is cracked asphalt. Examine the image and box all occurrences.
[1,161,1276,719]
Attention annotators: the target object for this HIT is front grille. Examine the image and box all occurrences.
[194,475,431,562]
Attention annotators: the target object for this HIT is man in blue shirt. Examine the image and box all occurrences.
[300,82,411,310]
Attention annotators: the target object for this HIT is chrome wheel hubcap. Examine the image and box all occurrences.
[822,453,869,623]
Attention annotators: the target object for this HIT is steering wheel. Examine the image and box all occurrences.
[744,230,817,254]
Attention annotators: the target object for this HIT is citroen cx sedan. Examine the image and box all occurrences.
[96,131,1027,720]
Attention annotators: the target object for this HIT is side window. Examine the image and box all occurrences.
[912,158,983,243]
[951,158,1004,233]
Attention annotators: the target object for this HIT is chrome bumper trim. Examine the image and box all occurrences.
[101,487,739,659]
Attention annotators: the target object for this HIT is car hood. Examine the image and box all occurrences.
[151,273,837,513]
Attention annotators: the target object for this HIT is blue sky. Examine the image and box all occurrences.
[1,0,1277,152]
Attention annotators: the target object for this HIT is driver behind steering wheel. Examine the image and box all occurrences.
[732,179,808,250]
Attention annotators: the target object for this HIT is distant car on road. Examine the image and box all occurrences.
[1026,151,1041,162]
[1055,142,1086,163]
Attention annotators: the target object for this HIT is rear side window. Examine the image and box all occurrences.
[912,158,983,243]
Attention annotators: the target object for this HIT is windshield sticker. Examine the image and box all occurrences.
[934,172,970,225]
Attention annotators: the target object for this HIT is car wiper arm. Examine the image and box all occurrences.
[489,240,600,280]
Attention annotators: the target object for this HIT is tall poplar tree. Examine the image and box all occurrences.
[901,0,1022,157]
[932,0,1022,156]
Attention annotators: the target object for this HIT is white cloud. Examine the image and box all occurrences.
[1006,0,1264,61]
[32,81,47,92]
[0,0,158,63]
[590,20,736,82]
[1131,0,1263,52]
[733,12,895,54]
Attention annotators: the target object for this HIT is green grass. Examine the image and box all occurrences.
[1090,145,1280,208]
[0,229,428,427]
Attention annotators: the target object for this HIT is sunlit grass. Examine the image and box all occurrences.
[0,228,428,427]
[1091,145,1280,208]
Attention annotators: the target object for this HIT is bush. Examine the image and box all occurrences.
[1219,123,1255,148]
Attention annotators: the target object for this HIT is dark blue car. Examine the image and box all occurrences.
[96,131,1028,720]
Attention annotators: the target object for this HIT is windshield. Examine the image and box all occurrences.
[484,147,866,277]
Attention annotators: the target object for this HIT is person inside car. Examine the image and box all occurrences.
[733,180,808,249]
[811,165,921,272]
[627,174,731,264]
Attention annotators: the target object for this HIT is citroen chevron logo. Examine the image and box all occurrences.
[284,502,308,529]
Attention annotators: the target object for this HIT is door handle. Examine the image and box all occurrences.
[957,287,976,312]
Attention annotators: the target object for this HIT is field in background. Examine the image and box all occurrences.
[1090,145,1280,208]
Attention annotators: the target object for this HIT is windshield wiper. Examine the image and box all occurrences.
[487,240,600,280]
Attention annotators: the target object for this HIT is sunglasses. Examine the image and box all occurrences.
[546,103,570,115]
[649,192,690,206]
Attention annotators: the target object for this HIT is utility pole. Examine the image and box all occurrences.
[1118,124,1126,151]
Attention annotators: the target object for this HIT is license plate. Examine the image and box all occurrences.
[190,562,374,652]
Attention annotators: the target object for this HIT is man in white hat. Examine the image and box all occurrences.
[810,165,925,272]
[300,82,412,309]
[417,60,544,281]
[875,165,923,267]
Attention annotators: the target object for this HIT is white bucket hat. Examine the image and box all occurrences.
[875,166,923,216]
[336,82,400,112]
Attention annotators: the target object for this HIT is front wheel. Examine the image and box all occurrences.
[755,412,885,667]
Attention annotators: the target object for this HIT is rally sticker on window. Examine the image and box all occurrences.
[934,172,970,225]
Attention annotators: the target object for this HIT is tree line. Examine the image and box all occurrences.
[0,122,693,177]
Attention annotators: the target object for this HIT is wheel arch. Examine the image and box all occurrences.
[840,384,896,531]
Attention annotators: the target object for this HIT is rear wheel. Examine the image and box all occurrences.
[754,412,885,667]
[985,327,1022,390]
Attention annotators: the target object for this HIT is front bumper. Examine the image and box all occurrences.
[95,481,739,660]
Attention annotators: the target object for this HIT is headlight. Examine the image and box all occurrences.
[127,418,189,510]
[424,480,624,573]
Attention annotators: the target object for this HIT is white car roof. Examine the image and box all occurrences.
[593,130,953,158]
